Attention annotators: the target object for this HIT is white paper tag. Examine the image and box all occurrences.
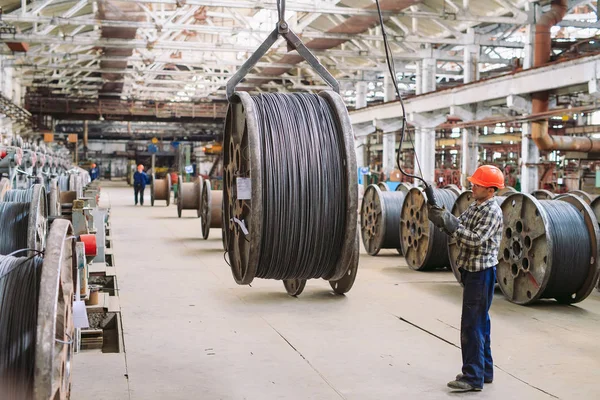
[232,217,249,236]
[184,165,194,173]
[236,177,252,200]
[73,300,89,329]
[557,178,563,185]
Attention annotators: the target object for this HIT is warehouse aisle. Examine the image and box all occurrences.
[72,182,600,400]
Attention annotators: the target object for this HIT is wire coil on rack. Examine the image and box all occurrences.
[400,186,460,271]
[447,191,507,284]
[223,91,358,292]
[0,254,43,399]
[360,183,410,256]
[498,193,600,304]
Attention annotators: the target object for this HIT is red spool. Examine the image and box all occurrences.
[79,234,97,257]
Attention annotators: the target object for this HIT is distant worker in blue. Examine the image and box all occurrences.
[89,163,100,181]
[133,164,149,206]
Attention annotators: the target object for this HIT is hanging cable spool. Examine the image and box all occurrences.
[0,220,74,400]
[400,186,460,271]
[360,184,407,256]
[447,191,508,284]
[531,189,555,200]
[377,182,388,191]
[151,173,171,207]
[0,184,48,255]
[559,189,597,205]
[498,193,600,304]
[200,179,223,240]
[0,177,10,200]
[223,91,358,296]
[176,176,202,218]
[48,178,62,218]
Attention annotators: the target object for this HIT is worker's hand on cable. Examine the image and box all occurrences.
[427,205,460,234]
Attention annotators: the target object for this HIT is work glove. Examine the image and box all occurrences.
[427,205,460,234]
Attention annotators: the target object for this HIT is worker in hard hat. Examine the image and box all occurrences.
[89,163,99,181]
[133,164,149,206]
[427,165,505,392]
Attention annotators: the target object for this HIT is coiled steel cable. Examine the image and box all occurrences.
[0,203,30,255]
[427,188,459,269]
[380,192,405,248]
[360,185,407,255]
[253,93,346,280]
[0,254,43,399]
[540,200,591,298]
[58,176,69,192]
[4,188,34,203]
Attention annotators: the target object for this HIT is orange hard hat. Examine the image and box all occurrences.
[467,165,505,189]
[137,164,144,172]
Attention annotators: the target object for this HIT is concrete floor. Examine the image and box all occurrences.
[72,181,600,400]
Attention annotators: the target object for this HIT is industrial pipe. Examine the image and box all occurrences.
[530,0,600,152]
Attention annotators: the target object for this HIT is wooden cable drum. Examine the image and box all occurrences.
[377,182,388,191]
[498,186,517,196]
[35,219,76,400]
[0,184,48,256]
[498,193,600,304]
[200,179,223,240]
[151,173,171,207]
[223,91,358,296]
[176,176,202,218]
[558,189,597,205]
[400,186,460,271]
[447,191,508,285]
[531,189,555,200]
[360,184,408,256]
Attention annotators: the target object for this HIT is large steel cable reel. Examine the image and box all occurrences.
[222,91,358,295]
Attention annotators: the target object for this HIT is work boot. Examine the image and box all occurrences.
[447,380,482,392]
[456,373,493,384]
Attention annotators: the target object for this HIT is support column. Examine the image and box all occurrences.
[415,61,422,95]
[355,81,368,168]
[464,45,480,84]
[416,128,436,185]
[461,128,479,187]
[520,123,539,193]
[383,74,395,102]
[421,58,436,94]
[382,132,396,175]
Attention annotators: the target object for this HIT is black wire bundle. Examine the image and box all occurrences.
[252,93,347,280]
[0,254,43,399]
[540,200,591,299]
[3,189,33,203]
[0,203,30,256]
[425,188,459,269]
[380,191,407,249]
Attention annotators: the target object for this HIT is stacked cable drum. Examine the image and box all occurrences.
[400,186,460,271]
[177,175,202,218]
[531,189,555,200]
[48,178,62,217]
[200,179,223,240]
[498,193,600,304]
[0,185,48,255]
[360,183,411,256]
[223,91,358,296]
[559,189,597,205]
[151,173,171,207]
[447,191,508,284]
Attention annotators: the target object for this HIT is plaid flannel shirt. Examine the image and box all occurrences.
[452,197,503,272]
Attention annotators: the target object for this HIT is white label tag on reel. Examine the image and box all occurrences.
[237,177,252,200]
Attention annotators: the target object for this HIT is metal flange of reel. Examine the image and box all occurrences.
[531,189,555,200]
[559,189,597,205]
[28,184,49,254]
[34,219,75,400]
[200,179,223,240]
[360,184,406,256]
[48,178,62,217]
[177,175,202,218]
[223,91,358,294]
[400,186,460,271]
[377,182,388,191]
[151,173,171,207]
[498,193,600,305]
[498,186,517,196]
